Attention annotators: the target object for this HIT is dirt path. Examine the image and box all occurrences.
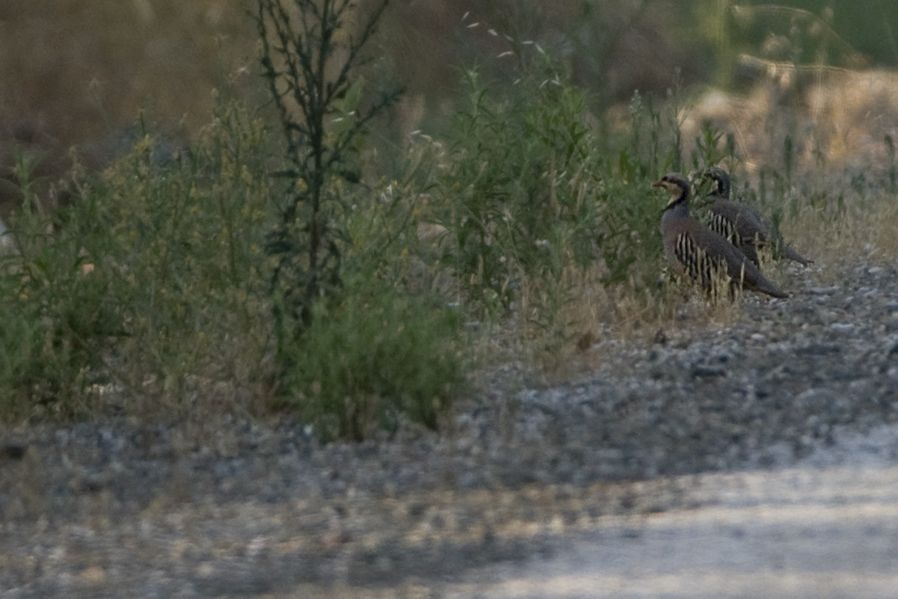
[444,425,898,599]
[2,259,898,598]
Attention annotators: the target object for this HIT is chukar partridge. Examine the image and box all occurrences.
[654,172,788,299]
[702,166,812,267]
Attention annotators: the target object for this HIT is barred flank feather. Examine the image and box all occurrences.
[675,233,720,288]
[709,211,760,267]
[710,213,737,244]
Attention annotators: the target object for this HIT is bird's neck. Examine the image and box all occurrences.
[663,190,689,215]
[718,181,731,198]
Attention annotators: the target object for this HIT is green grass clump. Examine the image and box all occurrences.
[0,179,123,418]
[433,65,605,314]
[95,106,273,407]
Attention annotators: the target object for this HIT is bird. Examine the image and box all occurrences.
[701,166,812,267]
[654,172,788,299]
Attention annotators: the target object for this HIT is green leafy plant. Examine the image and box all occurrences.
[254,1,466,440]
[434,63,605,313]
[431,56,689,321]
[254,0,401,356]
[93,106,273,405]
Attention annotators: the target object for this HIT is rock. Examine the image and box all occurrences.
[807,286,840,295]
[797,343,842,355]
[887,339,898,357]
[691,364,728,378]
[2,441,27,460]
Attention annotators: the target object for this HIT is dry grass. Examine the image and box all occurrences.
[510,264,745,383]
[681,70,898,179]
[785,192,898,271]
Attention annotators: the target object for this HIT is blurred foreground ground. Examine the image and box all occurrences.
[446,426,898,599]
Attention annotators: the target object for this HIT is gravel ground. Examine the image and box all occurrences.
[2,259,898,598]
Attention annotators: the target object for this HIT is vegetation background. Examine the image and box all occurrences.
[3,0,898,148]
[1,0,897,439]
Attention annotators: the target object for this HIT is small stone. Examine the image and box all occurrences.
[78,473,107,493]
[691,364,727,378]
[79,566,106,585]
[830,322,854,334]
[2,442,27,460]
[576,331,596,352]
[807,286,839,295]
[798,343,841,355]
[195,562,216,578]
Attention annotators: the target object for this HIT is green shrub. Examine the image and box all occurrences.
[0,164,123,418]
[254,0,401,355]
[278,267,464,442]
[252,1,468,440]
[0,101,274,419]
[0,93,468,436]
[91,104,273,406]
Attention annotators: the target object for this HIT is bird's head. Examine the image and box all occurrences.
[652,172,691,209]
[700,166,732,198]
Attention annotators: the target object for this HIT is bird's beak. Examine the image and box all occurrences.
[652,180,665,189]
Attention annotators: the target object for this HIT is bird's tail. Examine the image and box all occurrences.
[760,282,789,299]
[740,260,789,299]
[781,243,813,266]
